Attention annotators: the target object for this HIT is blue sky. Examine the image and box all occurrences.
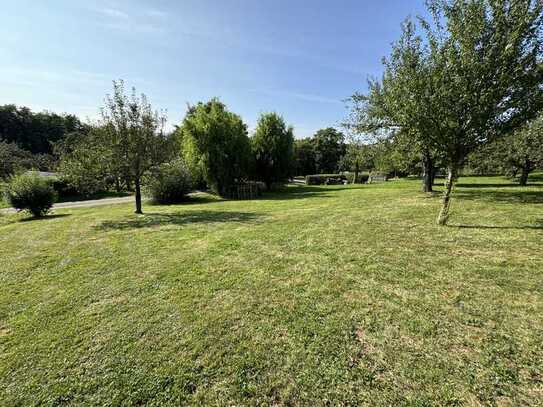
[1,0,428,137]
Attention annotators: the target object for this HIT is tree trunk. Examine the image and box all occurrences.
[114,176,121,193]
[519,160,531,186]
[134,177,143,214]
[437,166,456,226]
[421,153,434,193]
[353,161,359,184]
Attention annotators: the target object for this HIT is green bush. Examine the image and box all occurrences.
[4,173,57,217]
[48,177,80,199]
[146,159,193,204]
[305,174,346,185]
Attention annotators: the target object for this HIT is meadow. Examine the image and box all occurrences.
[1,176,542,405]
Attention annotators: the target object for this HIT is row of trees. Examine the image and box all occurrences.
[52,85,299,213]
[347,0,543,225]
[467,116,543,185]
[0,105,86,178]
[294,128,347,175]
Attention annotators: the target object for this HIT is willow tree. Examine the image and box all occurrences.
[179,99,252,197]
[350,0,543,225]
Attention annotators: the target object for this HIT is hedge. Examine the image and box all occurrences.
[305,174,346,185]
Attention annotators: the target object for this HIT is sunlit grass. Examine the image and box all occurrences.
[1,175,542,405]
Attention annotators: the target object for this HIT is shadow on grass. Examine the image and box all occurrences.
[58,191,132,203]
[20,214,72,222]
[147,194,224,207]
[455,190,543,204]
[95,210,262,231]
[455,183,534,188]
[263,185,365,201]
[448,223,543,231]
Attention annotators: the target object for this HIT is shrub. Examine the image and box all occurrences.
[4,173,57,217]
[0,141,35,179]
[146,159,193,204]
[48,177,79,199]
[305,174,346,185]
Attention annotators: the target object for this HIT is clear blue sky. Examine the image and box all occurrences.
[1,0,428,137]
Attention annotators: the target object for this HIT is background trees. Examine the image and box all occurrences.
[501,117,543,186]
[0,142,36,179]
[252,112,294,189]
[350,0,543,225]
[312,128,346,174]
[0,104,85,155]
[293,138,317,176]
[469,115,543,185]
[180,99,252,197]
[55,127,113,196]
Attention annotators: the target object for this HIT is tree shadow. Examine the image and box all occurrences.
[20,214,72,222]
[454,190,543,204]
[95,210,262,231]
[455,183,534,188]
[147,193,225,207]
[263,185,365,201]
[448,223,543,231]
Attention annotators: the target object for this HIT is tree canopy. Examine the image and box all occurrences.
[0,104,86,155]
[179,98,252,197]
[313,127,346,174]
[349,0,543,224]
[252,112,294,189]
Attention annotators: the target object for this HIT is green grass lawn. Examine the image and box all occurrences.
[1,176,542,405]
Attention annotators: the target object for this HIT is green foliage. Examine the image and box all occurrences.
[350,0,543,224]
[500,117,543,185]
[4,172,57,217]
[180,98,252,197]
[467,115,543,184]
[55,128,112,196]
[100,80,170,213]
[0,104,86,155]
[145,159,193,204]
[252,112,294,189]
[293,138,317,176]
[0,141,36,179]
[313,128,346,173]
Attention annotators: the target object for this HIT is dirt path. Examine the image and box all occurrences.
[1,196,134,214]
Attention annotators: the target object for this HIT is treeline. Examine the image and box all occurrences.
[0,105,87,178]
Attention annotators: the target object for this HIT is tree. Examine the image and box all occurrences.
[180,99,252,197]
[293,138,317,176]
[0,141,35,179]
[339,143,374,182]
[55,128,112,195]
[501,116,543,185]
[350,0,543,225]
[99,80,169,214]
[313,128,346,173]
[0,104,85,155]
[252,112,294,189]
